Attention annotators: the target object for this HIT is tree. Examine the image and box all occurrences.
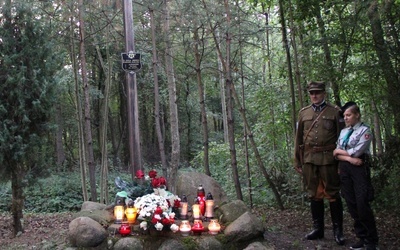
[0,0,60,236]
[163,0,180,193]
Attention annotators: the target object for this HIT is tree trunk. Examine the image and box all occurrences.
[149,7,168,174]
[78,0,97,201]
[193,27,211,177]
[287,0,304,109]
[372,101,383,156]
[68,11,88,202]
[278,0,297,136]
[93,26,112,204]
[367,0,400,134]
[315,6,341,106]
[55,104,66,168]
[163,0,180,193]
[11,166,24,237]
[223,0,243,200]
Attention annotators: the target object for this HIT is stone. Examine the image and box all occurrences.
[176,171,228,207]
[218,199,249,224]
[81,201,107,211]
[198,237,223,250]
[68,217,108,248]
[224,211,264,242]
[243,241,274,250]
[113,237,144,250]
[73,209,114,227]
[158,239,186,250]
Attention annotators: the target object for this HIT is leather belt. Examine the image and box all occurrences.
[306,144,336,152]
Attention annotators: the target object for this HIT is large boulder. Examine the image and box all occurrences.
[243,242,274,250]
[158,239,186,250]
[218,199,249,224]
[73,209,114,227]
[113,237,144,250]
[81,201,107,211]
[176,171,228,206]
[198,237,223,250]
[224,211,264,242]
[68,216,108,248]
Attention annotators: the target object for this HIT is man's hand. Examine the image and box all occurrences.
[294,165,303,174]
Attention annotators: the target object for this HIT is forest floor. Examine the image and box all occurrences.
[0,206,399,250]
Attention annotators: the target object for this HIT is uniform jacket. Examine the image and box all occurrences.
[336,122,372,157]
[294,102,343,166]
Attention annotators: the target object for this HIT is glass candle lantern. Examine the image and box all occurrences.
[125,207,138,224]
[180,195,188,219]
[119,223,131,236]
[191,219,204,235]
[114,205,125,224]
[208,219,221,235]
[192,203,201,219]
[205,192,214,220]
[179,220,191,236]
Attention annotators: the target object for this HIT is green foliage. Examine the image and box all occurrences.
[0,171,137,213]
[23,173,84,213]
[369,138,400,213]
[0,0,61,181]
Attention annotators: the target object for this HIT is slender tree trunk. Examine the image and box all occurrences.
[230,75,285,210]
[315,7,341,106]
[68,12,88,201]
[236,0,252,206]
[278,0,297,136]
[11,165,24,236]
[55,104,66,167]
[372,101,383,156]
[217,34,229,143]
[108,111,120,169]
[223,0,243,200]
[163,0,180,193]
[193,27,211,177]
[149,7,168,174]
[367,0,400,134]
[287,0,304,109]
[93,26,111,204]
[78,0,97,201]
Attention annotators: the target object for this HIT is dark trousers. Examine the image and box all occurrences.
[339,159,378,244]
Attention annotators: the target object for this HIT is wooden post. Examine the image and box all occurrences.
[123,0,142,178]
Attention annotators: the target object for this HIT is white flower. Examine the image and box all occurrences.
[169,212,175,219]
[170,223,179,233]
[140,221,148,230]
[154,214,161,220]
[155,222,164,231]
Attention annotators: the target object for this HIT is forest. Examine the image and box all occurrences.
[0,0,399,245]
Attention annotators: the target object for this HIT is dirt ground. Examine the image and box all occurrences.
[0,207,399,249]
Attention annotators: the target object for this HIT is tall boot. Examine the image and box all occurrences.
[330,197,345,245]
[306,199,324,240]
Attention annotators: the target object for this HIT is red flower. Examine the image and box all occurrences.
[151,217,159,224]
[154,206,163,215]
[161,218,171,225]
[135,170,145,179]
[173,199,180,208]
[151,178,161,188]
[148,170,157,178]
[159,176,167,186]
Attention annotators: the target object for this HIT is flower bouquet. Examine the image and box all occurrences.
[134,193,179,232]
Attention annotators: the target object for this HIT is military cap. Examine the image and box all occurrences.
[307,81,326,92]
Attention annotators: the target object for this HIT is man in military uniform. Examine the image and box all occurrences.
[294,81,345,245]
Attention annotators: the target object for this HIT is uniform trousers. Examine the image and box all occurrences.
[303,163,341,199]
[339,159,378,244]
